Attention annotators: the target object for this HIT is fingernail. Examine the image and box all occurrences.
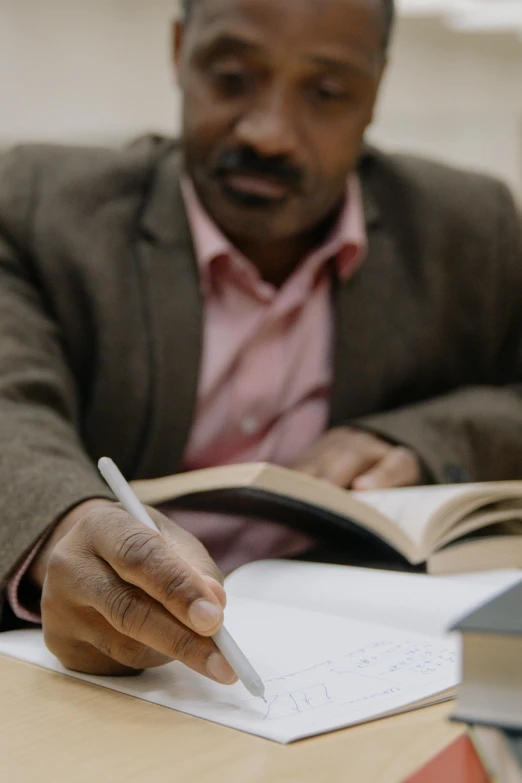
[206,652,237,684]
[188,599,222,633]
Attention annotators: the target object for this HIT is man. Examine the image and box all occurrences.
[0,0,521,687]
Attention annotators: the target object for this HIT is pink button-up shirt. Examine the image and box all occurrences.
[8,174,367,621]
[163,177,367,573]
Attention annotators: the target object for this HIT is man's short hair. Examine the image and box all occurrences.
[180,0,396,52]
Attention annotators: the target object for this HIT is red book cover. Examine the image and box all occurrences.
[404,734,490,783]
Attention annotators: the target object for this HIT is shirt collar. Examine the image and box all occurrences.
[181,175,367,294]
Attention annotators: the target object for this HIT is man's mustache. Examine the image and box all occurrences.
[213,147,303,189]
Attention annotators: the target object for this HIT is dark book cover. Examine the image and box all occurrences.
[506,729,522,768]
[160,486,421,570]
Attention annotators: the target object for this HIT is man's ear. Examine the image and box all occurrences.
[172,20,185,72]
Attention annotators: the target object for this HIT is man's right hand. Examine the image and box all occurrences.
[29,499,238,683]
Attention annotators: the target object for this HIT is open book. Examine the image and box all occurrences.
[130,462,522,574]
[0,562,519,743]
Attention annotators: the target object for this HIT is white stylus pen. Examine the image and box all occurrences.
[98,457,266,700]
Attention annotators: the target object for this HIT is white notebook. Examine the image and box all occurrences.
[0,562,519,744]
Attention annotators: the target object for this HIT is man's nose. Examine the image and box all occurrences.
[234,89,299,160]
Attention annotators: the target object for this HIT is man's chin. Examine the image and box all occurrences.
[213,205,297,243]
[194,179,302,242]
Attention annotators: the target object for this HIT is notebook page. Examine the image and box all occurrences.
[225,561,522,638]
[0,597,457,744]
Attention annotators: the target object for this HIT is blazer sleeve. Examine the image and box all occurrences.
[0,148,113,616]
[352,181,522,484]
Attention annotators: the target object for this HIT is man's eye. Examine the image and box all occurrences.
[211,66,249,94]
[315,83,349,103]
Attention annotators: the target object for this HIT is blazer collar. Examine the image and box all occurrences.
[359,144,381,230]
[140,143,192,247]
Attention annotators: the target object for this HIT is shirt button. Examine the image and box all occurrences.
[241,416,259,436]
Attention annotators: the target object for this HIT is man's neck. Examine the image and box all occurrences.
[229,208,342,288]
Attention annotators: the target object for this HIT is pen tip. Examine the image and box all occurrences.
[262,697,267,703]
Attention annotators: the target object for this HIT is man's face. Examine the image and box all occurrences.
[175,0,385,242]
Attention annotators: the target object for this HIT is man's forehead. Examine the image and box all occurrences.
[184,0,384,63]
[187,0,382,24]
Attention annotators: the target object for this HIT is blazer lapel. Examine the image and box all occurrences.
[134,147,203,477]
[330,163,405,425]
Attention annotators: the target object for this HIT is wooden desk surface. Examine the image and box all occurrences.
[0,654,463,783]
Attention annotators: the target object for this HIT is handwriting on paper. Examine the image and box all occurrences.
[254,640,455,721]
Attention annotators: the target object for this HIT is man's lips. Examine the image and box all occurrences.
[221,172,291,200]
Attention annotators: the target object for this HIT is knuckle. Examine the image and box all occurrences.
[82,507,121,544]
[169,628,204,663]
[159,564,194,603]
[103,584,151,637]
[94,630,116,660]
[201,561,224,587]
[45,545,71,582]
[119,641,151,670]
[349,427,373,445]
[96,633,149,670]
[393,446,416,465]
[113,528,158,570]
[45,550,107,607]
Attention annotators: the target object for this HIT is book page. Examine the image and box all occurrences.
[353,482,522,557]
[351,484,484,553]
[226,560,522,638]
[0,597,457,744]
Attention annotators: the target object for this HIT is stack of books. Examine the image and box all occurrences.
[453,580,522,783]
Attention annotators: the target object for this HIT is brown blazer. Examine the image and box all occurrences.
[1,136,522,626]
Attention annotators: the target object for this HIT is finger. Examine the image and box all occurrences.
[152,508,228,605]
[82,606,236,683]
[352,447,421,490]
[318,446,384,487]
[296,441,385,487]
[47,556,238,683]
[88,508,225,636]
[43,547,237,684]
[86,621,173,671]
[85,563,236,680]
[46,616,236,684]
[44,623,170,675]
[293,428,389,485]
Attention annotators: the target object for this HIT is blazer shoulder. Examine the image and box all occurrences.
[0,134,176,182]
[361,146,519,232]
[0,135,179,246]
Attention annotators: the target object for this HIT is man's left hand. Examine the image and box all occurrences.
[292,427,422,490]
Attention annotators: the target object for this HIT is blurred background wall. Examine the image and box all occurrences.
[1,0,521,198]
